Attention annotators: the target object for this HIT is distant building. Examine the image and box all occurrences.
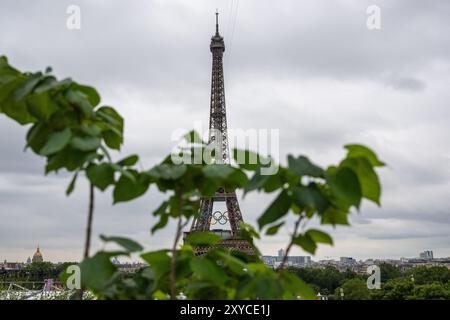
[32,244,43,263]
[1,261,23,270]
[261,256,276,266]
[26,256,32,264]
[262,248,311,267]
[419,250,433,260]
[340,257,357,265]
[286,256,311,265]
[278,249,285,260]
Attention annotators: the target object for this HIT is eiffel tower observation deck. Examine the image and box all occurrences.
[184,12,254,255]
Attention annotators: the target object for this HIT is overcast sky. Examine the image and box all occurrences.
[1,0,450,262]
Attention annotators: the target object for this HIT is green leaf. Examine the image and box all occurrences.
[232,148,267,171]
[34,77,73,94]
[65,88,94,117]
[26,122,50,153]
[97,106,123,130]
[279,271,316,300]
[246,262,269,275]
[202,164,235,179]
[1,77,36,124]
[215,251,247,275]
[151,213,169,235]
[151,201,170,234]
[70,135,101,152]
[0,71,19,87]
[45,147,92,173]
[190,258,229,286]
[86,163,115,191]
[185,232,222,246]
[99,235,144,253]
[80,124,101,136]
[261,173,284,193]
[13,72,43,101]
[0,56,20,85]
[147,164,187,180]
[75,84,101,107]
[257,190,292,229]
[240,222,260,240]
[292,184,329,214]
[0,55,8,65]
[305,229,333,245]
[321,207,350,226]
[116,154,139,167]
[26,92,58,121]
[153,290,169,300]
[293,233,317,254]
[4,99,34,124]
[113,172,150,203]
[244,168,270,194]
[152,200,169,218]
[79,251,121,290]
[111,165,136,182]
[102,129,123,150]
[32,76,56,93]
[344,144,385,167]
[341,157,381,205]
[39,128,72,156]
[265,222,285,235]
[326,166,362,209]
[140,250,171,278]
[244,164,284,195]
[227,169,249,188]
[288,155,324,178]
[66,171,78,196]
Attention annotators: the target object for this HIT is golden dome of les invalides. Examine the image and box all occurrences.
[32,244,43,263]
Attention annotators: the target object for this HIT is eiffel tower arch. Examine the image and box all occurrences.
[184,12,254,256]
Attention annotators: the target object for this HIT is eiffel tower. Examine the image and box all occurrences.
[185,12,254,255]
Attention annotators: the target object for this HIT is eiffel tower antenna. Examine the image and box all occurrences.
[184,12,254,255]
[215,9,219,35]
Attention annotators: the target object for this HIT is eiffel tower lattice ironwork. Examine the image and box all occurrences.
[186,11,254,255]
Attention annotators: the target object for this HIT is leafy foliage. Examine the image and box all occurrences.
[406,266,450,285]
[335,278,371,300]
[0,57,386,300]
[291,265,450,300]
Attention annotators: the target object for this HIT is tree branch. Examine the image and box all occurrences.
[277,215,303,271]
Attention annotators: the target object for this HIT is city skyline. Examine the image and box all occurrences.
[1,244,445,264]
[1,0,450,262]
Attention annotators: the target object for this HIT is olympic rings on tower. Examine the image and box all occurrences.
[208,211,228,225]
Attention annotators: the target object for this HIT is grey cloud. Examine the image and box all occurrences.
[385,76,426,92]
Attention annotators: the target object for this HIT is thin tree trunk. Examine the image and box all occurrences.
[83,183,95,259]
[79,183,95,300]
[170,217,186,300]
